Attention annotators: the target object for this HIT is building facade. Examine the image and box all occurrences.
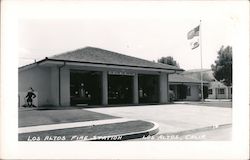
[169,74,209,101]
[207,81,232,99]
[19,47,182,107]
[182,69,232,100]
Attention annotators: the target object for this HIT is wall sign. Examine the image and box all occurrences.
[108,71,135,76]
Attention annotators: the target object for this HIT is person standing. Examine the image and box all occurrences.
[25,87,36,107]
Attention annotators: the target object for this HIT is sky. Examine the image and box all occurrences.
[18,1,239,70]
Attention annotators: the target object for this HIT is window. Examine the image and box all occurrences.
[218,88,225,94]
[187,86,191,96]
[208,89,213,95]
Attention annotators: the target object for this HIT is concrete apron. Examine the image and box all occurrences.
[84,104,232,135]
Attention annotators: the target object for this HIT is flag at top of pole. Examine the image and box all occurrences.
[187,21,204,103]
[187,25,200,50]
[187,25,200,39]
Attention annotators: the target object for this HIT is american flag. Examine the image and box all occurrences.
[187,25,200,50]
[187,25,200,39]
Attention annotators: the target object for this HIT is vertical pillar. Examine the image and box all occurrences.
[133,73,139,104]
[159,72,168,103]
[51,67,59,106]
[102,71,108,105]
[166,74,169,103]
[226,87,229,99]
[60,67,70,106]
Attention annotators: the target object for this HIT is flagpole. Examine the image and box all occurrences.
[200,20,204,103]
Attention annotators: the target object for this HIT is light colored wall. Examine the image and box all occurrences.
[218,87,228,99]
[133,73,139,104]
[228,86,232,99]
[166,74,169,102]
[159,72,168,103]
[185,84,200,101]
[102,70,108,105]
[19,66,51,106]
[50,67,71,106]
[60,67,70,106]
[19,64,172,106]
[50,67,59,106]
[208,87,230,99]
[208,81,231,99]
[208,88,216,99]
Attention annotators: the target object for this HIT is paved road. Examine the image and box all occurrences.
[85,104,232,140]
[131,125,232,141]
[174,101,232,108]
[179,125,232,141]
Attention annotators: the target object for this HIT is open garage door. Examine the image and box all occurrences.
[70,70,102,106]
[108,75,133,105]
[138,74,159,104]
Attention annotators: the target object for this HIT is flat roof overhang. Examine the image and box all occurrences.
[19,58,184,74]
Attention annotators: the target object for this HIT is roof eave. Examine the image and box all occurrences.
[19,58,183,73]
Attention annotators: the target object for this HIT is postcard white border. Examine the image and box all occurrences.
[1,1,249,159]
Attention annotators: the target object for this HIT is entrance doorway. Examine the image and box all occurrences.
[176,84,187,100]
[108,75,133,104]
[70,70,102,106]
[169,84,187,101]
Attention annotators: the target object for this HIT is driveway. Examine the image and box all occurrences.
[85,104,232,135]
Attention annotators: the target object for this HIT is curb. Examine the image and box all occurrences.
[19,118,134,134]
[86,121,159,141]
[205,99,232,102]
[156,123,232,137]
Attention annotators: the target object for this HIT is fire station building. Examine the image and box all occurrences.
[18,47,183,107]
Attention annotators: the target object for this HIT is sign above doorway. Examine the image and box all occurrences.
[108,71,135,76]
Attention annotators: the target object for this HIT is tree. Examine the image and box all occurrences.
[211,45,232,86]
[157,56,180,68]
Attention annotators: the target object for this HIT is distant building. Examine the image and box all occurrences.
[182,69,232,99]
[18,47,183,107]
[169,73,209,101]
[207,81,232,99]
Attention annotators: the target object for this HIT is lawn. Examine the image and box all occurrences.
[19,108,119,127]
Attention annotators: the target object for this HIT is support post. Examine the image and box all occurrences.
[133,73,139,104]
[159,72,168,103]
[58,62,66,106]
[102,71,108,105]
[60,67,70,106]
[166,74,169,103]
